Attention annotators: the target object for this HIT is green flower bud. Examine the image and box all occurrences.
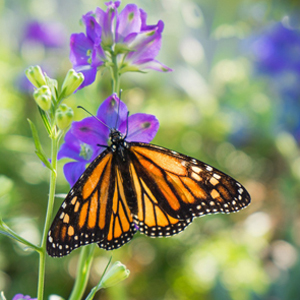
[60,69,84,99]
[25,65,47,88]
[33,85,52,111]
[55,104,74,130]
[100,261,130,289]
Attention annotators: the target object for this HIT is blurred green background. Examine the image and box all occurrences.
[1,0,300,299]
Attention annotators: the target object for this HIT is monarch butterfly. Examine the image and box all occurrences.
[47,123,251,257]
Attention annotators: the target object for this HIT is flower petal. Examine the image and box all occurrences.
[63,161,87,187]
[95,2,120,47]
[91,40,106,67]
[134,59,173,72]
[58,130,97,162]
[12,295,37,300]
[120,113,159,143]
[116,4,141,43]
[123,32,138,45]
[71,116,109,147]
[73,65,98,90]
[140,9,159,31]
[70,33,93,67]
[23,21,66,48]
[82,12,102,42]
[70,31,104,90]
[105,1,121,9]
[58,138,82,162]
[126,21,164,63]
[97,94,128,129]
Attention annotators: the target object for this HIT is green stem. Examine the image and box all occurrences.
[37,128,60,300]
[68,244,96,300]
[84,257,112,300]
[111,54,120,94]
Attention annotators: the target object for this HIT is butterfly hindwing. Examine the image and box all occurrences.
[128,143,251,237]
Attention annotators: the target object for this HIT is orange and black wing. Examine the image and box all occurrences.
[128,143,251,237]
[46,148,135,257]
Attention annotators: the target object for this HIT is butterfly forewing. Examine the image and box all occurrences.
[47,150,115,257]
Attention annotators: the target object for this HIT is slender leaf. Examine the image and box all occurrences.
[0,218,40,251]
[85,257,112,300]
[37,105,52,135]
[27,119,54,172]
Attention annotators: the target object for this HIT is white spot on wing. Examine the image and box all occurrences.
[191,166,202,173]
[191,172,201,181]
[213,173,221,179]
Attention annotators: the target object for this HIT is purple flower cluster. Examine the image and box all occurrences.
[252,23,300,75]
[252,22,300,98]
[70,1,172,89]
[23,20,66,48]
[12,294,37,300]
[251,22,300,141]
[58,94,159,186]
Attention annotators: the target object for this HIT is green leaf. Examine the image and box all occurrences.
[27,119,54,172]
[37,105,52,135]
[0,218,40,251]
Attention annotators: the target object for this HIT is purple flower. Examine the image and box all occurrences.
[59,93,159,186]
[250,21,300,142]
[70,1,172,89]
[251,22,300,97]
[12,294,37,300]
[58,131,99,187]
[23,20,66,48]
[252,23,300,74]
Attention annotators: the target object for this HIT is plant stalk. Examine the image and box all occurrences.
[111,54,120,94]
[37,128,60,300]
[68,244,96,300]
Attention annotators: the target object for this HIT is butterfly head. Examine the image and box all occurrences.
[109,128,128,152]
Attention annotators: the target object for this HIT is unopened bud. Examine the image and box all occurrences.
[101,261,130,289]
[25,65,47,88]
[33,85,52,111]
[60,69,84,98]
[55,104,74,130]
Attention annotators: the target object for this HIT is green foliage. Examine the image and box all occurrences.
[0,0,300,299]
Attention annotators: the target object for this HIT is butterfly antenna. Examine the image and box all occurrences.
[115,89,122,129]
[77,106,110,130]
[124,111,129,138]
